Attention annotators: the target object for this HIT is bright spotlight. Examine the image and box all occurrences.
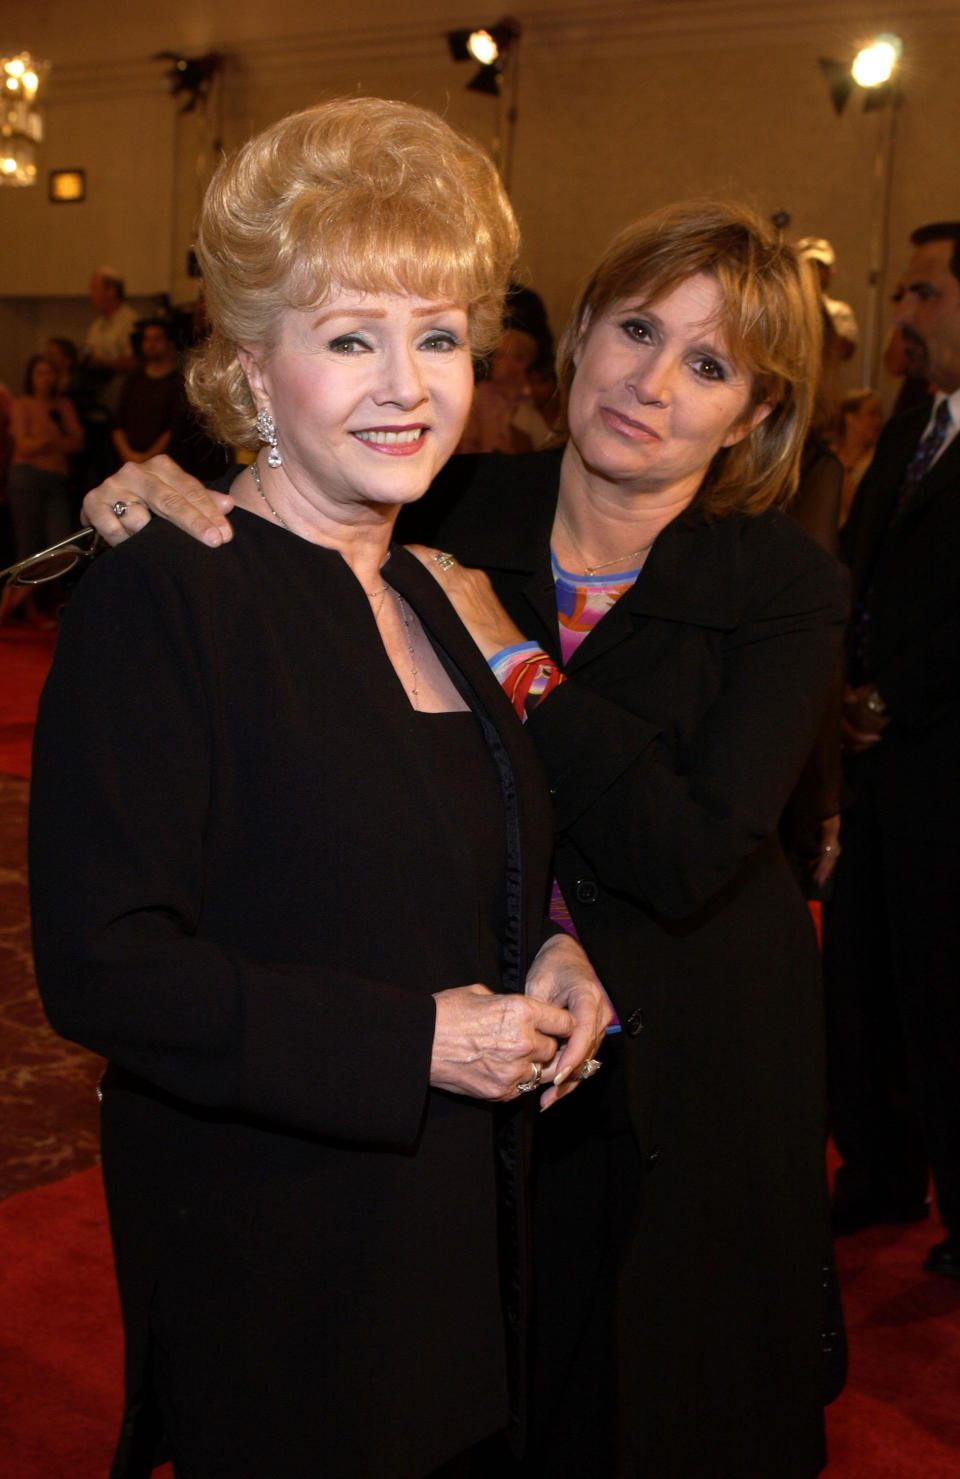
[852,33,902,88]
[467,30,499,65]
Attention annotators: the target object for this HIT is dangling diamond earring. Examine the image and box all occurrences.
[256,407,282,468]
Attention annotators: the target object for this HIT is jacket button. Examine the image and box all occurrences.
[574,879,599,904]
[645,1144,662,1167]
[625,1008,645,1036]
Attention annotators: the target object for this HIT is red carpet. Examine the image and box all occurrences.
[1,1165,958,1476]
[0,627,57,778]
[0,1168,173,1479]
[2,626,959,1476]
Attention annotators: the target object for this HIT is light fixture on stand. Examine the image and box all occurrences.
[446,17,522,188]
[1,52,49,186]
[152,52,223,114]
[818,34,903,380]
[447,18,520,93]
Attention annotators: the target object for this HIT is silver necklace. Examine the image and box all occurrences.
[367,583,389,617]
[249,460,288,528]
[395,594,420,710]
[557,508,652,576]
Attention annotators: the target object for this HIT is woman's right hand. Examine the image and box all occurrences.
[431,984,574,1101]
[82,455,235,548]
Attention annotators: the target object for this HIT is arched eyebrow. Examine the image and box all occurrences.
[311,302,463,329]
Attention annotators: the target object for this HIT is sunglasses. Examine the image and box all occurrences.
[0,526,102,588]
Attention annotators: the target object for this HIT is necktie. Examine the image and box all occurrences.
[892,397,952,521]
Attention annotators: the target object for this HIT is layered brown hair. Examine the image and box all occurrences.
[555,201,823,516]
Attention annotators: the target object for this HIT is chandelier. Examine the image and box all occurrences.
[1,52,48,186]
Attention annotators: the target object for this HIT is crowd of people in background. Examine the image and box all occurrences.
[0,267,230,621]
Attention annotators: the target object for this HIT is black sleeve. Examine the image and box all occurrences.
[29,548,435,1149]
[526,547,848,921]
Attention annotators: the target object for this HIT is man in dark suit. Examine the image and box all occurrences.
[825,222,960,1278]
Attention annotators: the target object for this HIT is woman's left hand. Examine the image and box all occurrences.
[406,546,526,660]
[524,933,614,1109]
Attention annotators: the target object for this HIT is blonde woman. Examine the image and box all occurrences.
[31,99,608,1479]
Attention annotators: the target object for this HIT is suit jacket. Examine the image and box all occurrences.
[842,400,960,838]
[30,507,555,1478]
[406,449,848,1478]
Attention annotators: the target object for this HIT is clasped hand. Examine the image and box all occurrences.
[431,933,613,1106]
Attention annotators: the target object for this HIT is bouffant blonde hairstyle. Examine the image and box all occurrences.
[555,201,823,516]
[187,97,519,448]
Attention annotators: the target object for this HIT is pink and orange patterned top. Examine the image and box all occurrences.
[490,551,642,1026]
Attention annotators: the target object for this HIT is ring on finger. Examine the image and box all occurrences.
[432,551,456,571]
[112,501,129,519]
[577,1058,602,1081]
[516,1063,542,1094]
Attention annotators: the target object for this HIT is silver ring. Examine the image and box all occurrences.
[516,1063,542,1094]
[112,501,128,518]
[432,551,456,571]
[577,1058,602,1081]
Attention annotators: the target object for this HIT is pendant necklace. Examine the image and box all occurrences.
[395,594,420,710]
[557,507,652,576]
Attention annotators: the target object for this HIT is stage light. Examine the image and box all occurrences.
[468,30,499,65]
[152,51,223,113]
[852,34,902,88]
[446,17,521,94]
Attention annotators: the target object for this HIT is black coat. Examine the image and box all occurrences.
[841,400,960,838]
[407,450,849,1478]
[29,509,556,1478]
[826,399,960,1241]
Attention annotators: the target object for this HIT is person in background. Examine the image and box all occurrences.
[44,336,100,515]
[798,236,859,362]
[457,323,544,453]
[2,355,83,625]
[84,267,138,377]
[831,387,885,524]
[82,199,848,1479]
[112,319,186,466]
[825,222,960,1288]
[44,336,81,398]
[882,322,935,417]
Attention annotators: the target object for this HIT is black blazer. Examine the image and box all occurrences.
[842,401,960,837]
[30,508,556,1477]
[406,449,848,1478]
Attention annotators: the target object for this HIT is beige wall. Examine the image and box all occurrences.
[1,0,958,400]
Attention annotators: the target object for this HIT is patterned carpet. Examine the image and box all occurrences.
[0,772,102,1202]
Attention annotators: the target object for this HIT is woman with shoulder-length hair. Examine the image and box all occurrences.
[81,200,848,1476]
[415,200,848,1479]
[29,98,611,1479]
